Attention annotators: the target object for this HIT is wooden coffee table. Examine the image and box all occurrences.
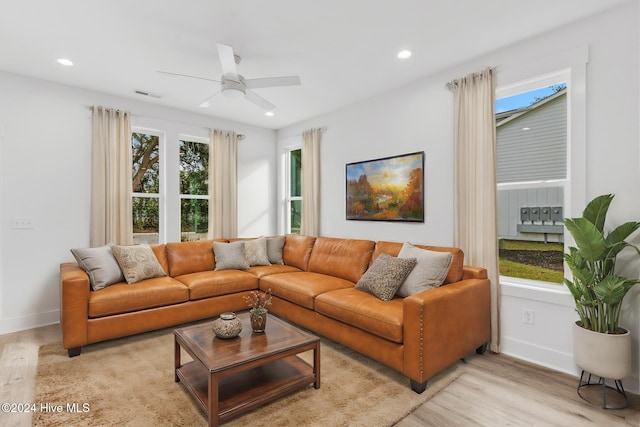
[174,312,320,427]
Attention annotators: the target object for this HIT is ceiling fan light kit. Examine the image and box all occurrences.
[159,43,301,112]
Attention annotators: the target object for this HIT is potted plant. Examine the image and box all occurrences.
[244,289,272,333]
[564,194,640,385]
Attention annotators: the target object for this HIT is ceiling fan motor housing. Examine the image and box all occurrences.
[221,75,246,97]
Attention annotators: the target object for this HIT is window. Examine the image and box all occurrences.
[286,148,302,234]
[496,80,567,284]
[131,125,217,243]
[132,132,161,244]
[179,139,209,241]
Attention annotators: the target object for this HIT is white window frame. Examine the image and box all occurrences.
[131,127,165,244]
[178,135,210,241]
[495,44,588,290]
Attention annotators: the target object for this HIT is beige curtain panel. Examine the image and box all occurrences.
[449,67,500,353]
[209,129,239,239]
[90,105,133,247]
[301,127,322,236]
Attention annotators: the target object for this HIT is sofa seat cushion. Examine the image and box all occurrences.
[260,272,354,309]
[175,270,258,300]
[315,288,404,343]
[88,277,188,318]
[247,264,302,279]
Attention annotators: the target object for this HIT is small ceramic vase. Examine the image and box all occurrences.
[250,308,268,333]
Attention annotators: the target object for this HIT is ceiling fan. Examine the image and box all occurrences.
[158,43,301,112]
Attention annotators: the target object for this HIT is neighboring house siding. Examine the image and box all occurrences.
[498,186,564,242]
[497,94,567,183]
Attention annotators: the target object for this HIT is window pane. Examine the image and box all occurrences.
[290,149,302,197]
[132,197,159,244]
[181,198,209,241]
[132,133,160,193]
[495,83,567,283]
[290,199,301,235]
[180,140,209,195]
[496,84,567,184]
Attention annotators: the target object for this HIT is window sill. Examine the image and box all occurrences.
[500,276,574,307]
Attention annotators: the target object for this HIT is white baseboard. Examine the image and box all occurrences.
[0,310,59,335]
[502,336,639,394]
[502,335,577,376]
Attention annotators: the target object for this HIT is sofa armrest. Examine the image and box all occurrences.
[60,262,90,350]
[462,265,488,280]
[402,275,491,384]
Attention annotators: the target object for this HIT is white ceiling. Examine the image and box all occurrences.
[0,0,630,129]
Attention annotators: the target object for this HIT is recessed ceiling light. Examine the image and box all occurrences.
[57,58,74,67]
[522,127,531,131]
[397,49,413,60]
[265,111,275,117]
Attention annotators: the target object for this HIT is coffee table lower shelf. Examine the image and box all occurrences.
[176,355,316,423]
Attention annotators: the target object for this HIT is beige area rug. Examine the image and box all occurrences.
[34,323,462,426]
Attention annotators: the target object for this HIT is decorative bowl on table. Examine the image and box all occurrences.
[212,312,243,338]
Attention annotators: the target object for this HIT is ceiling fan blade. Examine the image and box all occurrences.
[245,89,276,111]
[245,76,301,89]
[216,43,239,80]
[198,91,221,108]
[157,70,220,83]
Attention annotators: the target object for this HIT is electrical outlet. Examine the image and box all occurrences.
[522,308,534,324]
[12,217,33,229]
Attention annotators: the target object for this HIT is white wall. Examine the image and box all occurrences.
[278,2,640,392]
[0,71,277,335]
[277,72,456,245]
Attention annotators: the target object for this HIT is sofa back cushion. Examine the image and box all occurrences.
[308,237,375,283]
[283,235,316,270]
[150,244,170,275]
[372,241,464,284]
[166,240,216,277]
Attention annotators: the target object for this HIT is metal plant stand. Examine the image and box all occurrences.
[577,371,629,410]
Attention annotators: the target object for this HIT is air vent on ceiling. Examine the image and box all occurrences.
[134,90,162,99]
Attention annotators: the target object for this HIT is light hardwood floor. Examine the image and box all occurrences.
[1,324,638,426]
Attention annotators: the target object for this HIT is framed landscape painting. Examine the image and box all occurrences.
[346,151,424,222]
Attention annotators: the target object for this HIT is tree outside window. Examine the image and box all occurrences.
[132,132,160,244]
[288,148,302,234]
[180,139,209,241]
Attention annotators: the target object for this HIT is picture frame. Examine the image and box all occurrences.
[346,151,424,222]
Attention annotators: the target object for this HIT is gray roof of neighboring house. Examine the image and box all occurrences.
[496,88,567,127]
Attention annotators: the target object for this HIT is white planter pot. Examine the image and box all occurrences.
[573,321,631,380]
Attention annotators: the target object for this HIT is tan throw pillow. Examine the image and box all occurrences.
[266,236,285,265]
[355,253,416,301]
[244,237,271,266]
[111,244,166,284]
[396,242,453,297]
[70,243,125,290]
[213,241,250,271]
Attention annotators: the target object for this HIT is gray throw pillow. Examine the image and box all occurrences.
[396,242,453,297]
[244,237,271,266]
[266,236,285,265]
[355,253,417,301]
[71,243,125,291]
[213,241,250,271]
[111,244,166,284]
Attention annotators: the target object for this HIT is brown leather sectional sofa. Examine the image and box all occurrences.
[59,234,490,393]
